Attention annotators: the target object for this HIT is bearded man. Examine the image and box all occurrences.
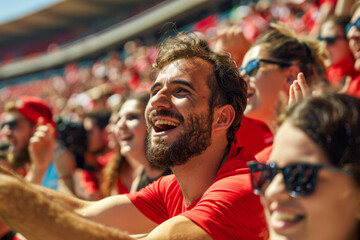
[0,32,267,240]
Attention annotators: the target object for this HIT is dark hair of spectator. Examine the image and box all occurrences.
[253,22,326,86]
[84,109,112,130]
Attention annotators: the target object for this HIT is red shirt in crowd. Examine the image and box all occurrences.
[127,147,268,240]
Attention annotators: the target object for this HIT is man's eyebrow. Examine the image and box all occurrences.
[150,79,195,93]
[171,79,195,91]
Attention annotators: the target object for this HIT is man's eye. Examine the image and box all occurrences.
[127,114,139,121]
[175,88,189,95]
[151,90,158,96]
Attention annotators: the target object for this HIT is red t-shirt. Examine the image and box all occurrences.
[255,144,273,164]
[230,116,273,157]
[326,57,360,88]
[127,148,268,240]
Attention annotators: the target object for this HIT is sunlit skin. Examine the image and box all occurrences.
[145,58,213,149]
[2,111,35,155]
[115,99,147,166]
[320,20,353,66]
[241,43,294,132]
[263,121,360,240]
[145,57,231,205]
[347,7,360,70]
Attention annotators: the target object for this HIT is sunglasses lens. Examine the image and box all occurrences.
[283,164,318,197]
[249,163,274,195]
[347,18,360,34]
[325,38,336,45]
[1,120,17,130]
[245,59,260,77]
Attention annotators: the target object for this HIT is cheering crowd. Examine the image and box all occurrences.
[0,0,359,239]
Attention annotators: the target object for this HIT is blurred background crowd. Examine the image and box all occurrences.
[0,0,356,199]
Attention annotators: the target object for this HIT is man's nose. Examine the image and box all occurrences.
[149,88,172,110]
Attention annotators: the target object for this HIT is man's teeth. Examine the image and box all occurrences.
[154,120,179,127]
[272,212,304,221]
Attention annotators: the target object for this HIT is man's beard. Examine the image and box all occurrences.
[146,109,213,169]
[7,146,31,170]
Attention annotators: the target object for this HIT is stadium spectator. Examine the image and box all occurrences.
[240,22,326,133]
[1,96,76,192]
[0,31,267,240]
[78,109,114,200]
[346,0,360,97]
[248,93,360,240]
[319,15,359,87]
[101,93,171,196]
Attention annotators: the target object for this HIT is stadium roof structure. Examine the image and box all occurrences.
[0,0,165,44]
[0,0,231,82]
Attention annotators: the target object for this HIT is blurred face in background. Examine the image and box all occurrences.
[320,20,352,66]
[84,117,108,155]
[1,111,35,158]
[241,43,291,131]
[115,99,147,159]
[262,121,360,240]
[347,7,360,70]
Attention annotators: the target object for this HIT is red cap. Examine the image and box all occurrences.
[15,96,56,128]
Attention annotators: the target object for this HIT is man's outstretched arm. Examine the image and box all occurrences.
[0,166,212,239]
[0,166,157,237]
[0,173,135,240]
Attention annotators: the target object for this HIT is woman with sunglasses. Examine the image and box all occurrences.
[319,15,359,88]
[240,22,326,133]
[346,0,360,98]
[248,93,360,240]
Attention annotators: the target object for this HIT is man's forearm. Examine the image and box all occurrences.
[0,175,134,240]
[33,183,88,212]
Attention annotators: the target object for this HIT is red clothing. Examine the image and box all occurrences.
[80,151,116,195]
[348,75,360,98]
[127,148,268,240]
[230,116,273,157]
[326,57,360,87]
[255,145,273,164]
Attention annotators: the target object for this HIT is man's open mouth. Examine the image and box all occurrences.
[153,119,180,132]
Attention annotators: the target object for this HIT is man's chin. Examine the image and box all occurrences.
[151,135,169,145]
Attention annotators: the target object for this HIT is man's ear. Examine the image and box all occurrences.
[213,105,235,131]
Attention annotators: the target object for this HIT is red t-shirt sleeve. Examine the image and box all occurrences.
[180,171,268,240]
[126,175,182,224]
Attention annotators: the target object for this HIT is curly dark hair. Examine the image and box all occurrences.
[153,31,247,144]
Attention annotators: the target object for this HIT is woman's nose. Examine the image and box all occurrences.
[264,173,291,202]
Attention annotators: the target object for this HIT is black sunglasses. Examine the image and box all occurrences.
[239,59,292,78]
[317,36,346,45]
[247,161,347,197]
[346,17,360,35]
[1,119,18,130]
